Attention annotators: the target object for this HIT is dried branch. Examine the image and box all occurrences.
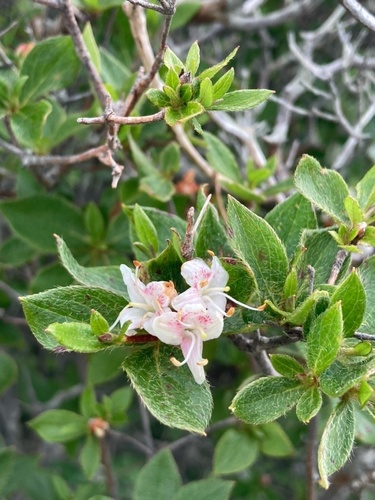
[77,110,165,125]
[230,329,303,354]
[339,0,375,32]
[328,249,348,285]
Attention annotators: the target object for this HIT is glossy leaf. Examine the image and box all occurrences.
[307,302,343,376]
[29,410,87,443]
[55,236,128,298]
[265,193,317,259]
[134,449,181,500]
[124,344,213,434]
[230,376,304,425]
[330,271,366,337]
[213,429,258,475]
[318,400,355,489]
[294,155,350,224]
[209,89,272,111]
[296,386,322,423]
[227,196,289,303]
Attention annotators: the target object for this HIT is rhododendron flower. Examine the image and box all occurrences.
[111,263,177,335]
[152,304,224,384]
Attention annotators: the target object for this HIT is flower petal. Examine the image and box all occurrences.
[120,264,145,304]
[181,333,205,384]
[180,258,212,288]
[152,311,184,345]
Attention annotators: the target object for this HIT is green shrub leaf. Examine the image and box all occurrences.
[29,409,87,443]
[213,429,258,475]
[296,386,322,423]
[209,89,272,111]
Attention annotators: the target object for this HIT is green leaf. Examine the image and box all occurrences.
[284,290,329,325]
[146,88,170,107]
[128,134,156,175]
[220,179,264,203]
[124,344,213,434]
[133,204,159,256]
[269,354,305,378]
[165,101,205,126]
[83,22,101,73]
[222,258,256,304]
[318,400,355,489]
[80,386,98,419]
[140,173,175,202]
[356,164,375,213]
[90,309,110,336]
[164,47,184,70]
[29,409,87,443]
[209,89,273,111]
[160,142,180,176]
[0,351,18,395]
[84,202,106,244]
[213,68,234,100]
[258,422,295,457]
[100,46,130,92]
[21,286,125,350]
[307,302,343,376]
[80,435,101,479]
[134,449,181,500]
[294,155,350,225]
[330,271,366,337]
[203,132,241,182]
[358,255,375,334]
[319,359,371,397]
[230,376,304,425]
[10,100,52,150]
[265,193,317,259]
[198,78,213,107]
[46,322,107,353]
[55,236,127,298]
[199,47,239,79]
[358,380,373,407]
[170,1,201,31]
[213,429,258,475]
[165,67,180,90]
[296,386,322,423]
[174,478,234,500]
[106,387,133,424]
[185,41,200,77]
[0,236,37,267]
[361,226,375,246]
[20,36,80,104]
[0,195,86,253]
[227,196,289,303]
[87,349,127,385]
[344,195,363,226]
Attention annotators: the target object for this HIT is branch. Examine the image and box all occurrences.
[61,0,108,109]
[230,329,303,354]
[339,0,375,32]
[77,110,165,125]
[328,249,348,285]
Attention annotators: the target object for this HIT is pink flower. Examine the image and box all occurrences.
[111,263,177,336]
[152,304,224,384]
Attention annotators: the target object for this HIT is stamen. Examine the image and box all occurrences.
[207,250,215,257]
[197,358,208,366]
[170,357,182,367]
[170,331,196,368]
[199,279,209,288]
[227,307,235,317]
[224,293,263,311]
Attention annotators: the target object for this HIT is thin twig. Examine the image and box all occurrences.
[77,110,165,125]
[306,415,319,500]
[138,398,155,456]
[328,249,348,285]
[109,429,153,456]
[339,0,375,32]
[230,329,303,354]
[100,438,119,500]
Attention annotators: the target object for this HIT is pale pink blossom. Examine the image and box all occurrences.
[152,304,224,384]
[111,263,177,336]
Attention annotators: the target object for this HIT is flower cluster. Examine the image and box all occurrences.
[112,256,257,384]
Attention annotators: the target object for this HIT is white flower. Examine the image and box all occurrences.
[111,263,177,336]
[152,303,224,384]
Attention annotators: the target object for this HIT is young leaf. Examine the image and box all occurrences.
[296,386,322,423]
[165,66,180,90]
[209,89,273,111]
[358,256,375,334]
[198,78,213,107]
[306,302,343,376]
[82,22,101,73]
[133,449,181,500]
[213,68,234,100]
[265,192,317,259]
[146,88,171,107]
[258,422,295,457]
[133,204,159,256]
[344,195,363,226]
[199,46,239,79]
[185,41,200,77]
[175,478,234,500]
[79,435,101,480]
[10,100,52,150]
[163,46,184,70]
[203,132,241,182]
[294,155,350,225]
[213,429,258,475]
[55,235,128,298]
[230,376,304,425]
[318,400,355,489]
[46,322,107,353]
[20,36,80,104]
[269,354,305,378]
[165,101,205,126]
[124,344,213,434]
[356,164,375,213]
[227,196,289,303]
[330,271,366,337]
[90,309,110,336]
[29,410,87,443]
[284,290,329,326]
[358,380,373,407]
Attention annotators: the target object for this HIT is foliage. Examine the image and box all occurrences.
[1,1,375,499]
